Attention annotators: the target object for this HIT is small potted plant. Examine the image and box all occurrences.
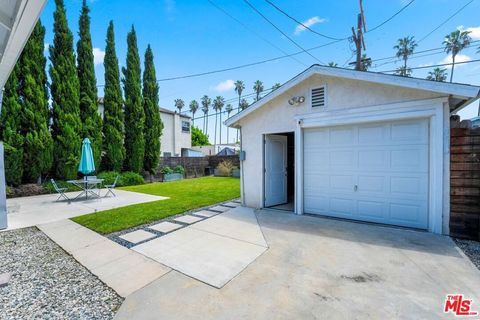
[161,165,184,182]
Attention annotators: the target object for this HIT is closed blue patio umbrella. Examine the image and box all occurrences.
[78,138,95,175]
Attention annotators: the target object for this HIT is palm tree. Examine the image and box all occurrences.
[394,36,417,77]
[189,100,199,126]
[443,30,471,82]
[360,54,372,71]
[201,95,211,134]
[234,80,245,111]
[240,98,249,110]
[174,98,185,114]
[327,62,338,67]
[426,67,448,82]
[253,80,264,101]
[395,66,412,77]
[272,83,281,90]
[225,103,233,143]
[213,96,225,145]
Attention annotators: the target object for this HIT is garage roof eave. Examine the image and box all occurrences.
[224,65,480,127]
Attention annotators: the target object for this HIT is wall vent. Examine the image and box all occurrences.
[311,86,326,108]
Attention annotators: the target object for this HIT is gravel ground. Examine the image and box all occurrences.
[0,227,123,319]
[454,238,480,270]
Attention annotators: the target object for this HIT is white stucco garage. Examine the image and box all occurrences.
[225,65,480,235]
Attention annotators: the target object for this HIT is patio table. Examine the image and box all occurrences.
[67,178,104,200]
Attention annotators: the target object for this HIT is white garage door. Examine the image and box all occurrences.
[303,119,429,229]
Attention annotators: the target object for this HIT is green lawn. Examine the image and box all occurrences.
[72,176,240,234]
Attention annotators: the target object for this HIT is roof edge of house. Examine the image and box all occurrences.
[225,65,480,127]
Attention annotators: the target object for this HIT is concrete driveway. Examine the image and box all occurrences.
[115,209,480,319]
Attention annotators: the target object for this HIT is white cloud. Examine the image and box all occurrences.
[211,79,235,92]
[457,25,480,40]
[294,16,326,35]
[93,47,105,65]
[439,54,472,69]
[44,43,49,52]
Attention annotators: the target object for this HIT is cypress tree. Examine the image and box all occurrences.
[102,21,125,172]
[77,0,102,168]
[142,45,162,176]
[19,20,53,183]
[49,0,81,179]
[0,65,24,186]
[122,26,144,173]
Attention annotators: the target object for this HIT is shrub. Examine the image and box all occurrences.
[174,165,185,175]
[97,171,120,186]
[160,166,173,174]
[119,171,144,186]
[216,161,234,177]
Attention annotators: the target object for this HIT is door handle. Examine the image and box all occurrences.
[354,185,358,191]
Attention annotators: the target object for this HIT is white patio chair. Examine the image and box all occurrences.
[51,179,70,202]
[104,175,119,197]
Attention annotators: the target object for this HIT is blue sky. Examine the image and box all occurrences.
[40,0,480,143]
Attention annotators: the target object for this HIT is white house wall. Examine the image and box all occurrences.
[237,75,446,211]
[160,112,191,156]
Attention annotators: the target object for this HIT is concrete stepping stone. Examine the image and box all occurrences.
[119,230,157,244]
[210,205,230,212]
[193,210,220,218]
[173,215,203,225]
[148,221,182,233]
[223,202,240,208]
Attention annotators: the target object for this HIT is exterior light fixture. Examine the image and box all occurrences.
[288,96,305,106]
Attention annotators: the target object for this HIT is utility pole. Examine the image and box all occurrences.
[351,0,366,70]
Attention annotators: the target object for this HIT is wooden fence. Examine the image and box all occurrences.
[450,123,480,240]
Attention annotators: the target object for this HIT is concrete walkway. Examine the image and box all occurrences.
[38,219,170,297]
[5,190,167,230]
[133,206,268,288]
[115,209,480,320]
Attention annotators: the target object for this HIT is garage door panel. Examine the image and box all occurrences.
[357,176,385,193]
[390,176,428,196]
[303,119,429,230]
[329,150,355,166]
[330,198,355,216]
[390,148,428,170]
[391,121,428,142]
[389,202,427,227]
[329,127,354,144]
[304,195,329,213]
[330,175,355,191]
[358,125,388,144]
[357,200,385,219]
[358,150,385,167]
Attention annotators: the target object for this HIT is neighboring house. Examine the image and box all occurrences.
[226,65,480,235]
[191,144,239,156]
[159,107,191,157]
[217,147,236,156]
[98,99,192,157]
[470,116,480,128]
[181,148,203,157]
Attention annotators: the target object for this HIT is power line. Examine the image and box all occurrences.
[418,0,475,43]
[207,0,307,67]
[379,58,480,73]
[242,0,324,64]
[366,0,415,34]
[264,0,346,41]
